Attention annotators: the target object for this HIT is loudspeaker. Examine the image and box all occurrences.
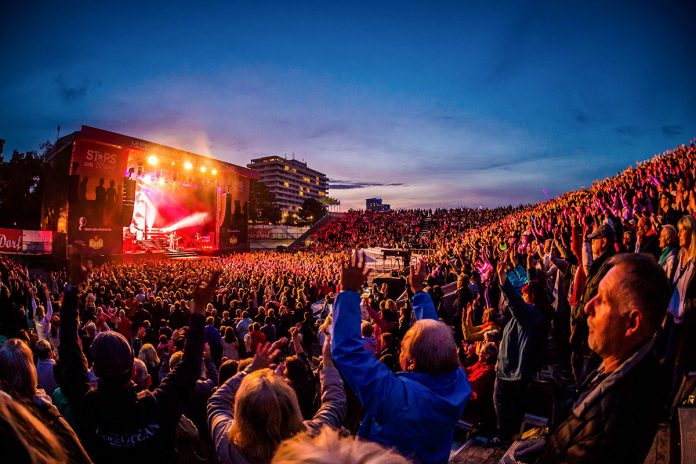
[372,277,407,300]
[120,179,136,226]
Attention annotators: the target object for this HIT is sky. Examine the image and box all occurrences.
[1,0,695,209]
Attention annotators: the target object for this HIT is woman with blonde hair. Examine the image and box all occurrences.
[0,339,92,463]
[272,425,411,464]
[665,214,696,391]
[137,343,161,389]
[208,338,346,464]
[0,390,70,464]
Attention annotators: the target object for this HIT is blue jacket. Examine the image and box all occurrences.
[332,291,471,464]
[496,278,546,381]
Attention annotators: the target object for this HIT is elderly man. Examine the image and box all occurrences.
[332,253,471,464]
[515,253,670,463]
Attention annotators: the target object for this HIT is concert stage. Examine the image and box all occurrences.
[41,126,258,258]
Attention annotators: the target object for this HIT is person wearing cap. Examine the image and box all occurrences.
[570,222,615,383]
[59,252,220,463]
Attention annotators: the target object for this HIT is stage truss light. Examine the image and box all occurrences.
[147,155,158,166]
[211,168,218,175]
[200,166,207,173]
[184,161,193,170]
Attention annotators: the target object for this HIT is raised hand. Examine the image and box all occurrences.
[497,261,511,287]
[341,250,371,293]
[250,341,281,371]
[408,259,428,293]
[192,270,221,315]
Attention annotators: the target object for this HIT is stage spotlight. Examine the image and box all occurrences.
[184,161,193,170]
[147,155,158,166]
[200,166,207,173]
[158,177,165,185]
[211,168,218,175]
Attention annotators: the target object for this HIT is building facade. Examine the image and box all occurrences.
[247,156,329,217]
[366,197,390,212]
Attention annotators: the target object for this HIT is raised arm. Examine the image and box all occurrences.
[409,259,438,321]
[58,252,92,407]
[497,262,538,327]
[308,336,346,429]
[154,271,220,418]
[332,252,407,422]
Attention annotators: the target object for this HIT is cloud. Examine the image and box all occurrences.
[573,109,593,124]
[662,125,683,136]
[54,75,96,103]
[614,125,647,137]
[330,179,406,190]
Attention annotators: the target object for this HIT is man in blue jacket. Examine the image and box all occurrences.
[332,252,471,464]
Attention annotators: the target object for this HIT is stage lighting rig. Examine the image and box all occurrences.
[200,166,207,173]
[147,155,158,166]
[184,161,193,170]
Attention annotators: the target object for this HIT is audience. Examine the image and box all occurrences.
[0,140,693,463]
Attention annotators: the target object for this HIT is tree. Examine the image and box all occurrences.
[299,198,327,225]
[0,141,51,228]
[249,180,279,224]
[266,206,282,225]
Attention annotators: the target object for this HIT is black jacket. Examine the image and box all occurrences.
[538,340,663,464]
[60,285,205,463]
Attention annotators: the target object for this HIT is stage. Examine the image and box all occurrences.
[42,126,258,258]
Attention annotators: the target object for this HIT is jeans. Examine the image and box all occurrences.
[494,378,527,441]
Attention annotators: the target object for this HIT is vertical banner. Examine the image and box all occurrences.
[68,140,129,255]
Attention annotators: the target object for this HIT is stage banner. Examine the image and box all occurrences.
[68,139,129,255]
[0,228,23,253]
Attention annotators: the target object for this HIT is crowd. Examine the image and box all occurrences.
[0,141,694,463]
[306,207,519,251]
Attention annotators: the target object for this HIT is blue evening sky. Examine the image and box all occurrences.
[1,1,694,209]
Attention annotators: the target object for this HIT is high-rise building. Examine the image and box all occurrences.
[247,156,329,217]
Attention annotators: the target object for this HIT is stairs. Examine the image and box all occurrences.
[287,212,341,251]
[413,215,432,247]
[165,249,200,259]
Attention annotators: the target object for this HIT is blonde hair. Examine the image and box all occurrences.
[678,215,696,264]
[402,320,458,375]
[272,425,411,464]
[138,343,160,368]
[0,339,37,399]
[0,391,68,463]
[230,369,305,462]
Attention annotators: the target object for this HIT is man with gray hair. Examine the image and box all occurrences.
[332,253,471,464]
[515,253,671,463]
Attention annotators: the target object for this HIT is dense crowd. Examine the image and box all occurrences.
[306,207,522,251]
[0,141,695,463]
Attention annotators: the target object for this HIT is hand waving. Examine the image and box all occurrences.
[250,341,282,372]
[408,259,428,293]
[192,271,221,316]
[341,250,371,293]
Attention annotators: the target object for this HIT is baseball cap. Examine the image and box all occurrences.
[587,223,616,242]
